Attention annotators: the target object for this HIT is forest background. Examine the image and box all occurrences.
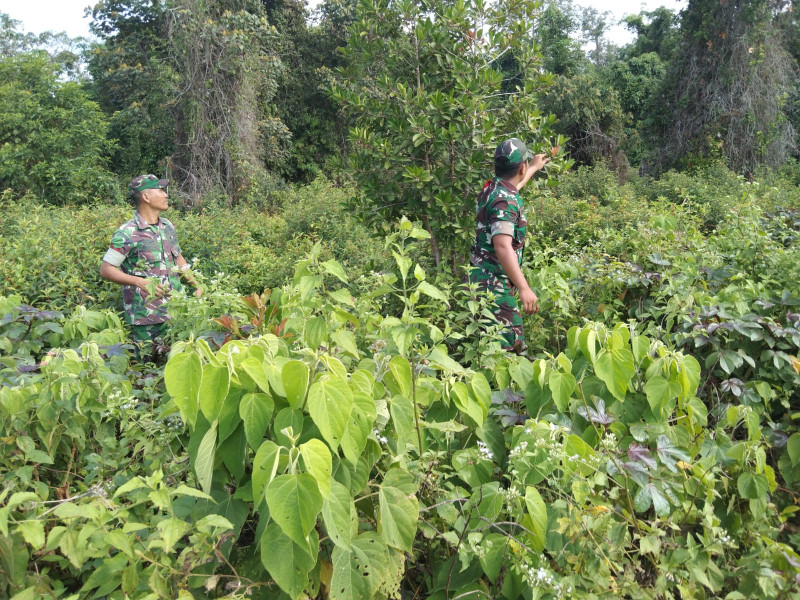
[2,1,800,599]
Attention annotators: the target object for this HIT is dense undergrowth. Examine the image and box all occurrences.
[1,163,800,599]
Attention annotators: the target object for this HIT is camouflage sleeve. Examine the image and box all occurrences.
[487,196,519,239]
[102,228,132,267]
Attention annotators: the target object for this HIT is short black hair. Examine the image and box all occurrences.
[495,161,522,178]
[129,188,143,207]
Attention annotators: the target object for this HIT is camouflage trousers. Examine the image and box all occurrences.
[468,267,527,353]
[130,321,169,363]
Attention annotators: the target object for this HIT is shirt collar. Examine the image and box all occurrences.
[134,212,162,230]
[496,177,519,193]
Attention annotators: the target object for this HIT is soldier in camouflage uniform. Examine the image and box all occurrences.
[469,139,549,353]
[99,174,202,361]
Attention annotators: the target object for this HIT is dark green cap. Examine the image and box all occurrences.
[494,138,533,170]
[128,174,169,193]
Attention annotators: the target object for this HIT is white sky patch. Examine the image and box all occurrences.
[0,0,688,47]
[0,0,95,39]
[573,0,688,46]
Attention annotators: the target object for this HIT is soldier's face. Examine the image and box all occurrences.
[143,188,169,210]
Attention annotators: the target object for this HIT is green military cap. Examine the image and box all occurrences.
[128,174,169,192]
[494,138,533,170]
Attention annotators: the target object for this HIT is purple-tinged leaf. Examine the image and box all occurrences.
[627,444,657,470]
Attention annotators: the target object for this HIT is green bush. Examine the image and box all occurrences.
[0,52,121,204]
[0,178,390,312]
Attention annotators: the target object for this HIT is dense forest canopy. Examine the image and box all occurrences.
[1,0,798,205]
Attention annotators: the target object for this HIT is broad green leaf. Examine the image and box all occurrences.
[266,473,323,548]
[594,348,635,401]
[678,355,701,400]
[378,470,419,552]
[509,357,533,389]
[321,259,348,284]
[578,329,598,364]
[164,352,201,427]
[329,288,355,306]
[787,433,800,466]
[18,520,45,550]
[282,360,309,409]
[305,317,328,350]
[450,381,484,426]
[417,280,448,304]
[428,346,464,374]
[524,486,547,552]
[470,372,492,414]
[330,531,389,600]
[240,357,271,394]
[252,440,282,505]
[261,521,318,600]
[331,330,359,358]
[172,485,214,501]
[322,480,356,549]
[423,420,467,433]
[300,439,332,499]
[340,392,376,464]
[479,533,507,582]
[218,424,246,480]
[157,518,188,553]
[631,335,650,364]
[308,379,353,451]
[737,472,769,500]
[239,393,274,451]
[644,376,680,416]
[548,370,575,412]
[274,407,304,447]
[388,355,412,397]
[390,395,415,451]
[563,434,597,476]
[195,421,217,494]
[199,363,229,422]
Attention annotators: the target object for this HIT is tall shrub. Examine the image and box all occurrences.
[332,0,569,270]
[0,52,118,204]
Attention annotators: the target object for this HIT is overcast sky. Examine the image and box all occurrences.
[0,0,688,46]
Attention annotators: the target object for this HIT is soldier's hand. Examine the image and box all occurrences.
[138,278,167,298]
[530,153,550,172]
[194,287,204,298]
[519,287,540,315]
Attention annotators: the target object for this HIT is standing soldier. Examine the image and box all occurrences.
[469,139,549,353]
[99,174,202,361]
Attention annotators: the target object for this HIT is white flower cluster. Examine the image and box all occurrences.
[164,415,183,431]
[476,441,494,461]
[501,484,522,504]
[509,440,528,459]
[89,480,114,499]
[601,431,618,447]
[525,566,554,587]
[373,429,388,444]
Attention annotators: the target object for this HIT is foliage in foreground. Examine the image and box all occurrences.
[1,208,799,599]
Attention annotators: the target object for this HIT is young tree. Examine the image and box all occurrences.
[331,0,566,270]
[0,52,118,204]
[87,0,175,178]
[535,0,584,76]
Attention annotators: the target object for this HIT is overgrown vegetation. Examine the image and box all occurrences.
[2,164,800,598]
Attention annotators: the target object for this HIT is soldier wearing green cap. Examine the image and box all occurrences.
[99,174,202,361]
[469,139,549,353]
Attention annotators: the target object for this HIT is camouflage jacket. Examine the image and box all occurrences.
[469,177,527,280]
[102,212,184,325]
